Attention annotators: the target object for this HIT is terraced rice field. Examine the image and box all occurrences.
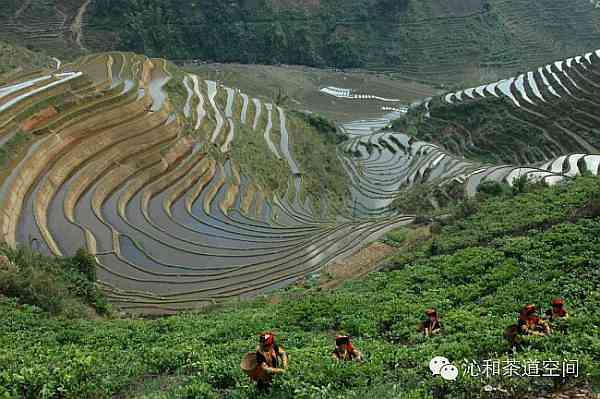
[2,47,600,312]
[341,49,600,215]
[187,62,440,122]
[365,0,600,83]
[320,86,401,103]
[0,53,414,313]
[443,50,600,109]
[0,0,91,58]
[425,49,600,164]
[339,118,569,216]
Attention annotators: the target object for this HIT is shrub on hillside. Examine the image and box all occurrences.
[292,111,345,145]
[0,245,109,316]
[476,180,509,198]
[0,263,67,314]
[384,228,409,246]
[451,198,479,220]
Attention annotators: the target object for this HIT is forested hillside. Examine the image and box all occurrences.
[1,0,600,84]
[85,0,600,83]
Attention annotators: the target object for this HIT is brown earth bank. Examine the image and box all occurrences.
[20,106,58,132]
[312,224,434,289]
[317,241,396,289]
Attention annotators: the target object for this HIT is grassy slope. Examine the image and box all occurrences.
[0,41,51,78]
[226,109,350,213]
[159,58,352,211]
[1,176,599,398]
[392,97,539,165]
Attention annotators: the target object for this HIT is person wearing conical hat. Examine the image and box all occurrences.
[419,308,442,337]
[545,297,569,321]
[240,332,288,391]
[331,335,363,362]
[517,304,550,336]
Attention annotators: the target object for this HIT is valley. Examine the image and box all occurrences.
[1,4,600,397]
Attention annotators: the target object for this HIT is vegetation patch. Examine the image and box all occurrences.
[0,41,51,78]
[1,177,599,398]
[286,112,351,211]
[0,131,31,169]
[230,110,350,212]
[82,0,600,84]
[0,245,110,317]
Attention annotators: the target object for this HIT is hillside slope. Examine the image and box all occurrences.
[0,41,53,77]
[394,49,600,165]
[1,1,600,84]
[1,176,599,398]
[0,0,90,58]
[0,51,420,313]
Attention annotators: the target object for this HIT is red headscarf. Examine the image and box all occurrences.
[260,333,275,346]
[425,308,439,329]
[336,335,354,353]
[552,298,564,305]
[551,298,567,316]
[519,304,536,321]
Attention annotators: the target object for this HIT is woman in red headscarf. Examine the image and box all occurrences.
[517,304,550,336]
[241,332,288,391]
[331,335,363,361]
[545,298,569,321]
[419,308,442,336]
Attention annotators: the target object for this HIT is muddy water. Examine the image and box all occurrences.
[46,169,88,255]
[16,182,52,255]
[182,76,194,118]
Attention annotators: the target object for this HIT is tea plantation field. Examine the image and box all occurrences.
[1,176,600,398]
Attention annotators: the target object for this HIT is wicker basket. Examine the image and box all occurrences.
[240,352,265,380]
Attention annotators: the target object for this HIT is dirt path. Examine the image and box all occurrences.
[72,0,91,51]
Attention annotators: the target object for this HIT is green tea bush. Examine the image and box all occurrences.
[383,228,409,246]
[0,177,599,398]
